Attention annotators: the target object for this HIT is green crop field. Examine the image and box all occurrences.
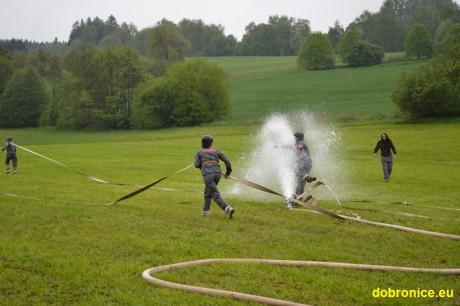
[0,57,459,305]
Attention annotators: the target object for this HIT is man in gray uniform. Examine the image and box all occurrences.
[194,135,235,219]
[294,132,316,193]
[286,132,316,208]
[2,137,17,174]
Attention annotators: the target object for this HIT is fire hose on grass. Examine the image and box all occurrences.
[142,258,460,306]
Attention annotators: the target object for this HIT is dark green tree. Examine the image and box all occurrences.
[178,19,206,56]
[178,19,234,56]
[132,58,230,129]
[348,3,406,52]
[290,19,311,53]
[56,74,95,129]
[149,20,190,68]
[411,5,441,38]
[440,23,460,62]
[297,32,335,70]
[269,15,295,55]
[327,20,345,50]
[392,56,459,119]
[337,30,362,62]
[239,16,310,56]
[345,42,384,67]
[168,58,230,126]
[0,65,50,127]
[131,77,173,129]
[404,23,435,59]
[240,22,277,55]
[63,46,145,129]
[0,45,14,95]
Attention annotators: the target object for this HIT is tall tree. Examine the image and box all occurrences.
[0,66,49,127]
[297,32,335,70]
[239,22,277,55]
[269,15,295,55]
[149,20,190,73]
[411,5,441,38]
[404,23,435,59]
[239,16,310,56]
[337,30,362,62]
[0,45,14,95]
[132,58,230,128]
[327,20,345,50]
[374,2,408,51]
[290,19,311,53]
[440,23,460,63]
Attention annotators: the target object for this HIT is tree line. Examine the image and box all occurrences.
[0,19,233,130]
[2,0,459,56]
[0,0,459,129]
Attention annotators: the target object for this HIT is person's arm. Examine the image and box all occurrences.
[218,151,232,177]
[391,143,397,157]
[373,141,380,156]
[194,151,202,169]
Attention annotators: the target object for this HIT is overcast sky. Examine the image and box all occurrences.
[0,0,385,42]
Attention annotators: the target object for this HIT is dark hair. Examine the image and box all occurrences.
[201,135,213,148]
[381,133,391,142]
[294,132,304,141]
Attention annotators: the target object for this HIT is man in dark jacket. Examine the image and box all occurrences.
[194,135,235,219]
[373,132,397,182]
[2,137,17,174]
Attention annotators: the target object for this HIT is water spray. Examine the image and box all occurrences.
[231,112,343,202]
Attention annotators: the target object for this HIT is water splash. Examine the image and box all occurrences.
[230,112,345,202]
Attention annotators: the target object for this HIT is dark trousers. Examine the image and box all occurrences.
[202,172,229,212]
[5,154,17,171]
[381,156,393,181]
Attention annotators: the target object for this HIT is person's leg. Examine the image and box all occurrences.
[5,156,10,174]
[387,158,393,178]
[12,156,17,174]
[295,172,305,196]
[382,157,390,181]
[206,173,234,218]
[202,176,212,215]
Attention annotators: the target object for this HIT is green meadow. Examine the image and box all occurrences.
[0,57,459,305]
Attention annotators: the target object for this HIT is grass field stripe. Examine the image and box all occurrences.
[15,143,131,186]
[295,209,460,240]
[108,164,194,205]
[142,259,460,305]
[392,202,460,211]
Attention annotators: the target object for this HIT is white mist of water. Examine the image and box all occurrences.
[229,112,346,203]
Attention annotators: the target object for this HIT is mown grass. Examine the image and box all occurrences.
[208,56,427,123]
[1,58,459,305]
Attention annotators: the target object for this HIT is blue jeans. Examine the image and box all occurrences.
[381,156,393,181]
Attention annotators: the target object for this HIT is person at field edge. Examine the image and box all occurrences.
[2,137,18,175]
[278,132,316,208]
[373,132,397,182]
[194,135,235,219]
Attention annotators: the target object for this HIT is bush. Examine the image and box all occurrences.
[392,56,460,119]
[132,58,231,129]
[297,32,335,70]
[345,42,384,67]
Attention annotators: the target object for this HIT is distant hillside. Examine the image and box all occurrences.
[207,56,427,123]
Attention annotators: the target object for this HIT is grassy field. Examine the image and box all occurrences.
[0,57,459,305]
[208,56,426,123]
